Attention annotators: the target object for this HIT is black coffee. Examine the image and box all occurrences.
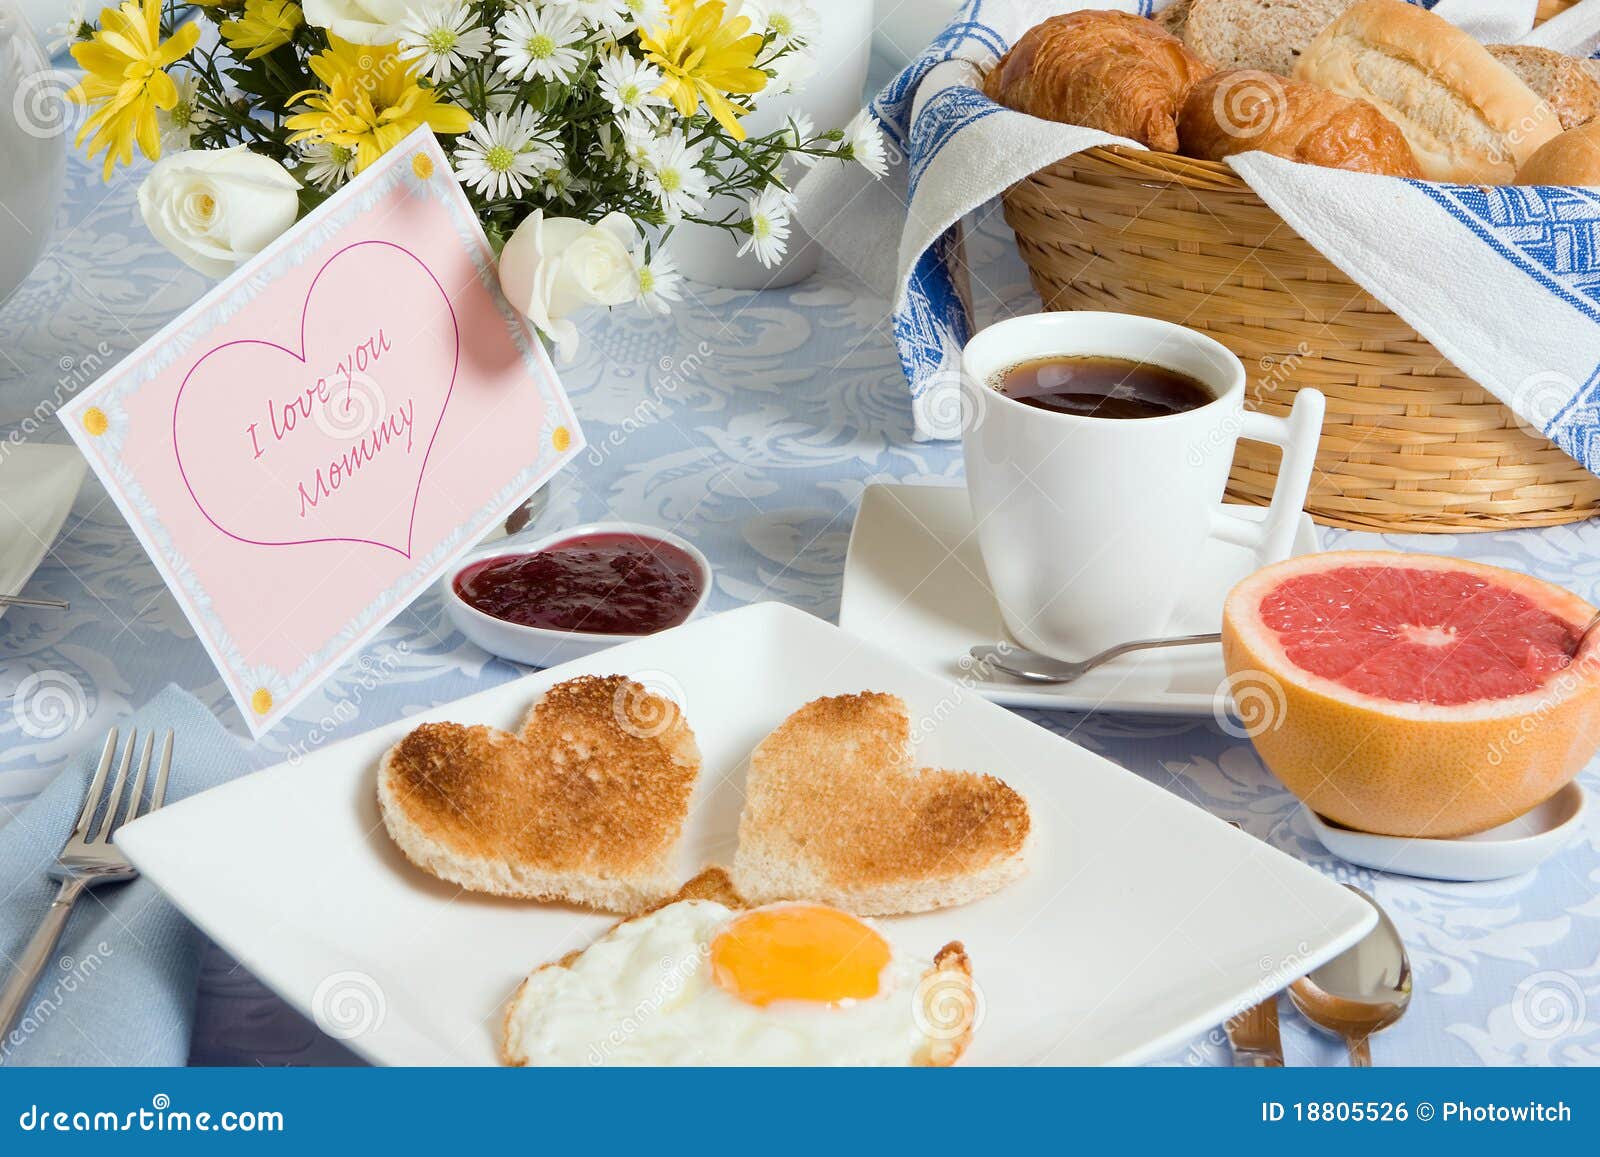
[998,355,1214,420]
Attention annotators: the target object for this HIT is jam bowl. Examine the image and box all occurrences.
[442,521,713,668]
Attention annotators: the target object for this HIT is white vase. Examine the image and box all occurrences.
[0,0,66,305]
[669,0,874,290]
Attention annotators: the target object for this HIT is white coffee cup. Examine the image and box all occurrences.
[961,311,1326,660]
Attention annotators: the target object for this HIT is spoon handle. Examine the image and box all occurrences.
[1083,631,1223,668]
[1346,1034,1373,1067]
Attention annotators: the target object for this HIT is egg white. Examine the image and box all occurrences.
[503,900,952,1066]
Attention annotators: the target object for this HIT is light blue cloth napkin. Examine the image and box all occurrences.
[0,685,256,1066]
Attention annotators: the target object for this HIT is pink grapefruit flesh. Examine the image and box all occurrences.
[1223,551,1600,838]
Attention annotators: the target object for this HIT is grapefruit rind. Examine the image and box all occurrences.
[1222,551,1600,839]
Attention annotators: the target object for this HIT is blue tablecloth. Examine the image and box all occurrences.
[2,140,1598,1067]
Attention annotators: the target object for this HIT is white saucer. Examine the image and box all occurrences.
[838,482,1320,715]
[0,444,85,623]
[1304,784,1590,882]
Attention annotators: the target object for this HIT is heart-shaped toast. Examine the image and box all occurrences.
[378,675,700,913]
[730,692,1031,915]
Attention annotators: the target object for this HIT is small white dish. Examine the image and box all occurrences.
[839,483,1320,714]
[1304,784,1590,882]
[117,602,1373,1066]
[442,521,712,668]
[0,444,86,623]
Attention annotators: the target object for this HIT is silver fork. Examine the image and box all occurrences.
[0,728,173,1045]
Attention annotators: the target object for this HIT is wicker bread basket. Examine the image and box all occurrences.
[997,0,1600,532]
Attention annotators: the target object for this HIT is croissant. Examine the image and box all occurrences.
[982,10,1212,152]
[1179,70,1421,176]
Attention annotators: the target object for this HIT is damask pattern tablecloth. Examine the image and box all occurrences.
[2,142,1598,1067]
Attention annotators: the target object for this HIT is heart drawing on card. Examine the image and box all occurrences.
[172,240,459,558]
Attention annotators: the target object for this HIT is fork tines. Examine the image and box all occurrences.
[69,728,174,848]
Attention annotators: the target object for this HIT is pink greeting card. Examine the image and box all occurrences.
[61,129,583,737]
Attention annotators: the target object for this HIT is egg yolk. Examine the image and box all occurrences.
[709,906,892,1007]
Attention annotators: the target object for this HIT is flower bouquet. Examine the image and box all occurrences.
[64,0,884,355]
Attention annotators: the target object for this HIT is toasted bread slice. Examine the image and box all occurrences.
[731,692,1031,916]
[378,675,700,913]
[500,867,976,1067]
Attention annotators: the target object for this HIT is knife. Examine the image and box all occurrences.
[1222,819,1285,1066]
[1225,997,1285,1067]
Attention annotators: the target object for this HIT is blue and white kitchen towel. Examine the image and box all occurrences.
[798,0,1600,470]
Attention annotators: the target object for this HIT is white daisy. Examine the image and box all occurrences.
[742,0,818,47]
[495,5,587,85]
[397,3,491,84]
[550,0,631,35]
[644,130,709,221]
[840,111,888,178]
[613,110,658,177]
[537,162,584,206]
[45,0,86,56]
[620,0,668,34]
[635,250,682,314]
[780,110,817,167]
[453,107,559,199]
[737,186,793,267]
[297,138,358,192]
[597,51,667,117]
[156,72,209,152]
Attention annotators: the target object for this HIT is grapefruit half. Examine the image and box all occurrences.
[1221,551,1600,838]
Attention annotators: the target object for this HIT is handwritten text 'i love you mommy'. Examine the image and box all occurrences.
[245,329,416,517]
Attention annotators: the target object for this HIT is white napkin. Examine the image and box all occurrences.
[799,0,1600,472]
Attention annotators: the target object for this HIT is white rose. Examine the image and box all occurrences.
[138,147,301,278]
[498,210,638,362]
[300,0,420,43]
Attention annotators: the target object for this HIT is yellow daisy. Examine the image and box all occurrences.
[640,0,767,141]
[219,0,303,60]
[284,37,471,174]
[68,0,201,179]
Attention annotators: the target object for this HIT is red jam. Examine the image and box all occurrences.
[453,533,703,635]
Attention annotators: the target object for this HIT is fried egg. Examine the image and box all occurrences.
[501,899,976,1066]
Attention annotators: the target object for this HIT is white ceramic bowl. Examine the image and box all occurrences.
[1304,783,1589,882]
[442,521,713,668]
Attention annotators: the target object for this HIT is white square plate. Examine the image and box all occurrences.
[0,444,86,621]
[840,483,1320,714]
[118,603,1372,1066]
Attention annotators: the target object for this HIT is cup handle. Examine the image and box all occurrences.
[1209,388,1326,565]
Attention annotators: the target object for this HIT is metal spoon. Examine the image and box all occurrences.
[1288,886,1411,1066]
[0,594,68,611]
[1575,608,1600,655]
[969,632,1221,685]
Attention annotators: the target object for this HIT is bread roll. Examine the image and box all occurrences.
[1294,0,1560,182]
[1153,0,1191,39]
[983,10,1211,152]
[1517,121,1600,185]
[1488,45,1600,131]
[1184,0,1354,76]
[1180,70,1420,175]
